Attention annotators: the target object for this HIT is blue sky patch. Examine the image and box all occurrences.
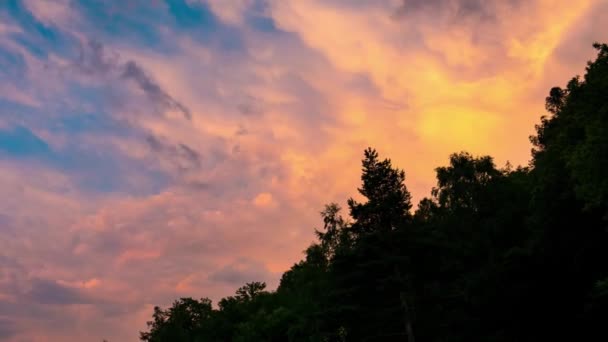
[0,125,51,158]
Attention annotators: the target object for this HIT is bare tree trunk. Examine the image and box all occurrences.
[400,290,415,342]
[395,266,415,342]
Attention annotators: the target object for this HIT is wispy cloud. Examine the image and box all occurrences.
[122,60,192,120]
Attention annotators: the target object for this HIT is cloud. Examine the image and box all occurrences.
[69,38,192,120]
[122,60,192,120]
[0,0,606,341]
[252,192,276,208]
[72,39,117,76]
[25,278,93,305]
[209,258,274,286]
[204,0,253,25]
[393,0,520,21]
[236,96,264,116]
[22,0,74,26]
[145,134,202,172]
[0,318,18,339]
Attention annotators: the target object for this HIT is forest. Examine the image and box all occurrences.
[139,43,608,341]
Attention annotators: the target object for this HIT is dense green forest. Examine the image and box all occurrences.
[139,43,608,341]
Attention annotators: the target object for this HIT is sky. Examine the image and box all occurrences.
[0,0,606,340]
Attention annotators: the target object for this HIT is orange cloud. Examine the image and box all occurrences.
[253,192,276,208]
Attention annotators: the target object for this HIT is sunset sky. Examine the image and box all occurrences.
[0,0,606,340]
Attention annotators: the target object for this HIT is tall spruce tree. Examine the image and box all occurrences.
[327,148,415,341]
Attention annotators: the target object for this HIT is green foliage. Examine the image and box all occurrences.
[140,43,608,342]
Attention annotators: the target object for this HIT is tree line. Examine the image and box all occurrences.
[139,43,608,341]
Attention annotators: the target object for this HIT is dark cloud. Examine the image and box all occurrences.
[0,255,26,296]
[71,39,191,120]
[188,181,213,191]
[145,134,165,153]
[208,258,273,286]
[395,0,484,16]
[25,279,93,305]
[393,0,521,22]
[122,61,192,120]
[235,125,248,136]
[178,143,200,165]
[73,39,118,76]
[345,72,382,96]
[145,135,202,171]
[236,97,263,116]
[0,214,13,233]
[0,255,24,271]
[74,228,126,257]
[0,318,18,339]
